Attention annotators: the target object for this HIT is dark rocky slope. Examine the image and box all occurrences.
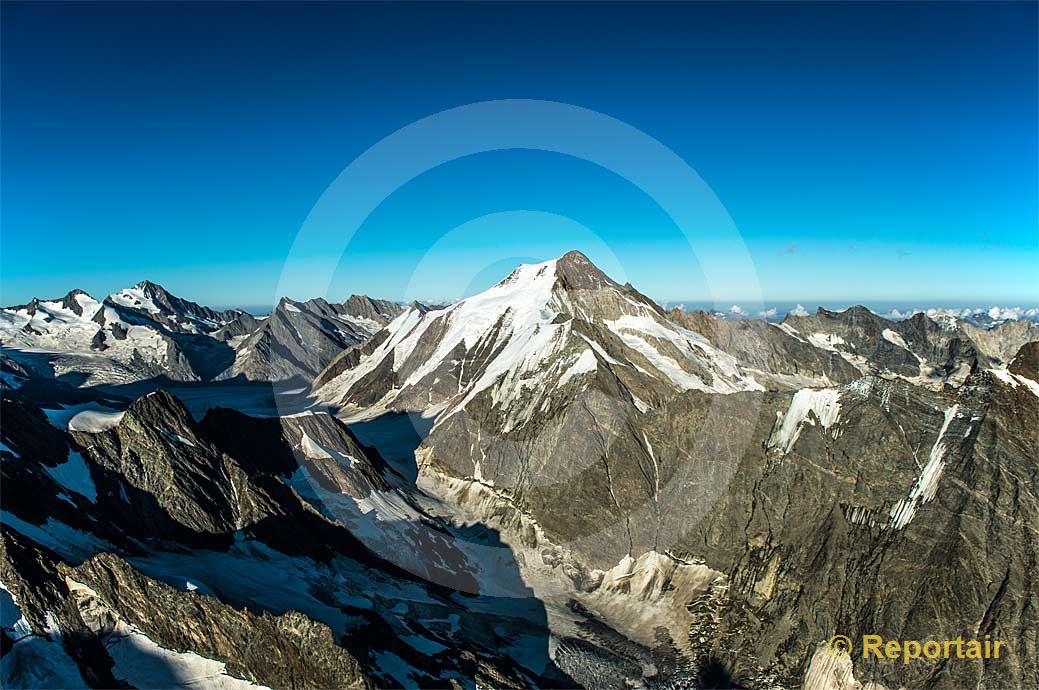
[1,388,573,689]
[220,295,402,383]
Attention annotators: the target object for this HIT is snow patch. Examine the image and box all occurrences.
[882,328,910,350]
[989,368,1039,398]
[888,405,961,529]
[557,349,597,387]
[773,322,806,342]
[68,409,126,433]
[1,582,33,642]
[771,388,842,454]
[807,332,846,351]
[298,431,356,468]
[103,619,267,689]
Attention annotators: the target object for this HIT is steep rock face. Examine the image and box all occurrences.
[891,311,981,375]
[2,389,575,689]
[200,407,394,498]
[3,386,409,563]
[55,392,408,564]
[964,318,1039,365]
[777,306,1036,389]
[669,308,862,387]
[1,354,35,384]
[342,295,404,324]
[1,391,70,465]
[663,361,1037,689]
[417,347,1037,690]
[1,530,372,690]
[68,553,372,690]
[782,305,926,376]
[211,311,264,347]
[220,295,401,383]
[1009,340,1039,377]
[69,391,253,543]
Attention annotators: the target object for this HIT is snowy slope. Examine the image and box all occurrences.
[0,291,105,353]
[0,283,243,383]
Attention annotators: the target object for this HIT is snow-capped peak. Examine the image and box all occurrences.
[313,251,762,426]
[108,283,163,314]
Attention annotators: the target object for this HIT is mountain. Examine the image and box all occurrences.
[1,284,402,386]
[1,387,576,689]
[3,253,1038,690]
[211,311,265,348]
[314,250,763,418]
[774,305,1035,388]
[667,308,863,388]
[0,283,244,384]
[670,305,1039,393]
[218,295,402,382]
[959,317,1039,364]
[312,251,1038,690]
[105,281,243,335]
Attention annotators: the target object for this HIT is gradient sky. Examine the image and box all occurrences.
[2,1,1036,309]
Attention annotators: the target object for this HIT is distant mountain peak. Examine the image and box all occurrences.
[5,289,96,317]
[135,279,166,293]
[63,288,93,300]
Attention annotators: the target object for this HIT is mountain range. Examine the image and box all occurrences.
[0,282,400,386]
[2,251,1037,690]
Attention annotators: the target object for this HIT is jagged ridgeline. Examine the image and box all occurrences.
[0,283,402,385]
[2,252,1037,689]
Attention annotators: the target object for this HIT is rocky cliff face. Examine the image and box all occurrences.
[220,295,402,383]
[1,384,575,689]
[668,308,862,387]
[1,531,372,690]
[413,340,1038,690]
[670,361,1037,690]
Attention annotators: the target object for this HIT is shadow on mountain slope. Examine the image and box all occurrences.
[348,411,435,483]
[1,387,574,688]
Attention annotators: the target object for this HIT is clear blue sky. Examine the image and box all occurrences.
[2,1,1036,308]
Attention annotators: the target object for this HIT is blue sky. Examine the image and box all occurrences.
[2,1,1036,309]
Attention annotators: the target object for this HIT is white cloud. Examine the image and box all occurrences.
[758,307,778,318]
[729,304,746,315]
[789,304,809,317]
[988,306,1023,321]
